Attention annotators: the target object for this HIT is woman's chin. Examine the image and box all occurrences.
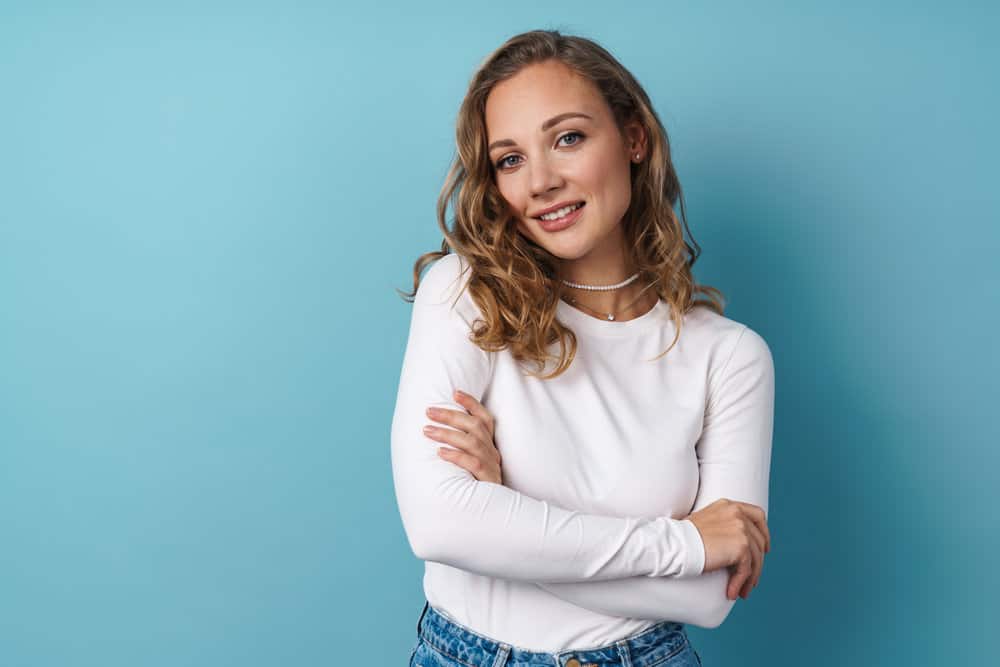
[537,240,592,262]
[515,225,593,261]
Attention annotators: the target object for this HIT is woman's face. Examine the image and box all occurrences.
[485,60,645,267]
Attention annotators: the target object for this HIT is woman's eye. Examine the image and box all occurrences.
[494,132,585,171]
[496,155,521,169]
[559,131,584,146]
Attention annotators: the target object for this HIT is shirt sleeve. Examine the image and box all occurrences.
[535,325,775,627]
[390,254,704,583]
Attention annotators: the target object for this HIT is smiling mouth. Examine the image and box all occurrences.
[535,202,585,232]
[533,201,585,221]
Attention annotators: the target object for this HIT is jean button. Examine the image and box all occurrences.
[566,659,581,667]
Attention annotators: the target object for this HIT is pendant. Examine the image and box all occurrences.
[607,314,615,320]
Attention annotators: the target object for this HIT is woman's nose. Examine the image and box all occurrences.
[529,156,564,197]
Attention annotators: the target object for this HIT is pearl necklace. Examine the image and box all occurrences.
[560,272,655,321]
[561,272,640,291]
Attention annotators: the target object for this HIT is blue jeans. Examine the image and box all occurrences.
[408,601,704,666]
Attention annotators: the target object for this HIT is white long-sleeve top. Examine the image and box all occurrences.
[390,252,775,652]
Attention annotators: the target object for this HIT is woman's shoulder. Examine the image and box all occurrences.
[413,252,482,325]
[684,302,748,336]
[683,303,772,367]
[415,252,473,306]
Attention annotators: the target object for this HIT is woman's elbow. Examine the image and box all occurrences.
[687,575,737,629]
[696,595,736,629]
[404,517,455,563]
[396,496,446,562]
[395,484,464,564]
[405,529,436,563]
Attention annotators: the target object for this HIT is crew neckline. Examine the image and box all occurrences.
[556,296,669,337]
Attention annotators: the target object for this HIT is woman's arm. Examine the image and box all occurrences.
[536,326,775,628]
[391,254,704,583]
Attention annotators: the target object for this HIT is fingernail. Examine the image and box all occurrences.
[423,426,435,435]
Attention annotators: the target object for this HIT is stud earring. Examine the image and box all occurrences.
[634,153,641,160]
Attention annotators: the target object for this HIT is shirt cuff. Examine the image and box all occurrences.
[677,518,706,577]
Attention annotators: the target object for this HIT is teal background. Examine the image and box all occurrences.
[1,1,997,665]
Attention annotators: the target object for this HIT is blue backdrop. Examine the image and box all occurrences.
[2,1,996,665]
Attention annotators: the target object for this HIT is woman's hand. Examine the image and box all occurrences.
[422,392,771,600]
[423,389,502,485]
[686,499,771,601]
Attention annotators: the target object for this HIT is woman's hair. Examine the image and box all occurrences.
[398,29,725,379]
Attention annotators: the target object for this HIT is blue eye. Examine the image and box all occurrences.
[559,131,584,147]
[494,131,586,170]
[496,155,520,170]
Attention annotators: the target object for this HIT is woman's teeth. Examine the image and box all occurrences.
[538,202,584,221]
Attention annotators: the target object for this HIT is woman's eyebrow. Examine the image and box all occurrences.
[488,112,594,152]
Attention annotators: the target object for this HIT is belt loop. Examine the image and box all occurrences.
[416,601,429,635]
[616,639,632,667]
[490,643,511,667]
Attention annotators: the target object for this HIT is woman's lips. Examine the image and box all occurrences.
[536,203,585,232]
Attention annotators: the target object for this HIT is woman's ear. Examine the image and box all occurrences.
[622,118,647,160]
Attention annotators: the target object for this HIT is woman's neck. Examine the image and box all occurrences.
[561,279,660,322]
[556,232,658,320]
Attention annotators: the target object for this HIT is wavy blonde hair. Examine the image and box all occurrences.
[398,29,725,379]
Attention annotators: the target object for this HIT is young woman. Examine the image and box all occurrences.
[391,30,774,667]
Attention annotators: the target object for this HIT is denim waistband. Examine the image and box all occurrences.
[415,601,692,667]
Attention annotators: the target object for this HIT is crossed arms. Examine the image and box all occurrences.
[390,255,775,629]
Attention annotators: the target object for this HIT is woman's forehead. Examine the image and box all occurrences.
[488,62,596,110]
[485,66,604,137]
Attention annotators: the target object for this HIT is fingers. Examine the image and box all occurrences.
[748,504,770,553]
[426,426,492,478]
[730,505,767,600]
[423,417,500,469]
[727,555,751,600]
[715,502,765,601]
[427,423,503,485]
[454,389,495,435]
[736,553,759,600]
[426,405,483,439]
[423,422,479,455]
[437,445,486,477]
[426,391,495,444]
[740,521,766,598]
[729,533,763,601]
